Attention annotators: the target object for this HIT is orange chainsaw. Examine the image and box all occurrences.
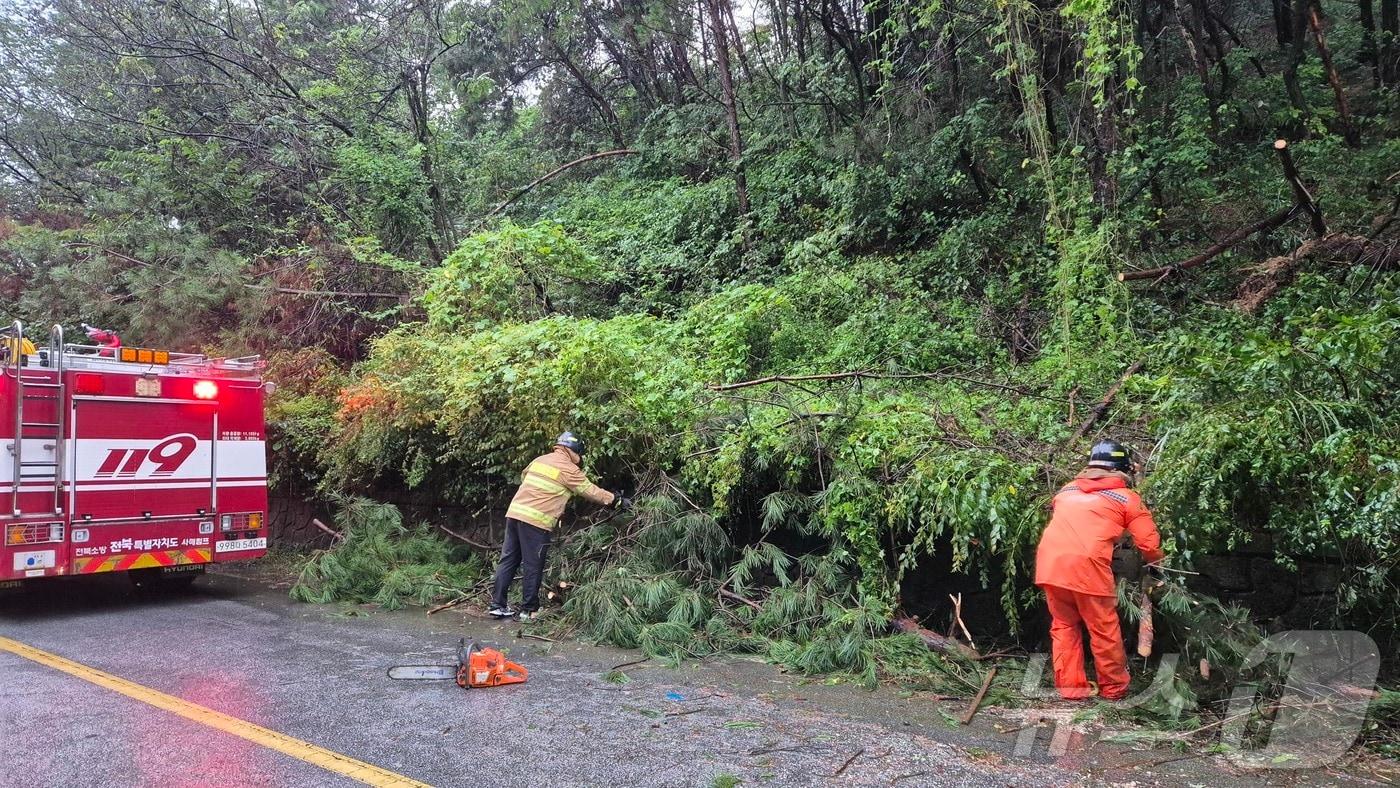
[388,639,528,688]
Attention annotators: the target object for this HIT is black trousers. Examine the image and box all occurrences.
[490,518,553,612]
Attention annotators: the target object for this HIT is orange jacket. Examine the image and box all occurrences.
[506,447,615,532]
[1035,468,1164,597]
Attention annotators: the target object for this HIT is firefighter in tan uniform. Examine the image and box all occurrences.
[489,432,625,621]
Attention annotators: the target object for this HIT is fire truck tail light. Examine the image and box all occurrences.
[193,380,218,399]
[219,513,263,533]
[74,374,104,395]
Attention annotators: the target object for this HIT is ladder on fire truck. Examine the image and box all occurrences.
[4,321,66,518]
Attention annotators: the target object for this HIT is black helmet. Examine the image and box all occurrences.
[1088,440,1134,475]
[555,431,585,457]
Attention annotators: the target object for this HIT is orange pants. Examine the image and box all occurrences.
[1043,585,1129,700]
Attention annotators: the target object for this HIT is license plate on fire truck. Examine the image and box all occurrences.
[215,537,267,553]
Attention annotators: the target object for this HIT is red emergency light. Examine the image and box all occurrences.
[193,380,219,400]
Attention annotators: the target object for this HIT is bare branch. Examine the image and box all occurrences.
[477,149,640,226]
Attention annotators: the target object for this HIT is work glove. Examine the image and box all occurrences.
[611,491,634,511]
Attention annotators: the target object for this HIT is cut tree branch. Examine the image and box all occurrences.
[437,523,500,552]
[949,593,977,651]
[427,596,469,615]
[1274,138,1327,236]
[1065,360,1145,448]
[960,667,998,725]
[311,518,343,543]
[719,587,763,611]
[243,283,407,300]
[709,370,1063,402]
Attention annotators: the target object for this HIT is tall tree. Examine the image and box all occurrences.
[1384,0,1399,83]
[1360,0,1381,87]
[1307,0,1359,146]
[704,0,752,226]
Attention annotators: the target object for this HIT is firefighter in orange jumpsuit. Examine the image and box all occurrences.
[1035,440,1164,700]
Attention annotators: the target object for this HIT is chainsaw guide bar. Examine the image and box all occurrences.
[387,665,459,680]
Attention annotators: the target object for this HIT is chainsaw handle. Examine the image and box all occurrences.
[457,638,479,664]
[502,659,528,683]
[455,639,480,689]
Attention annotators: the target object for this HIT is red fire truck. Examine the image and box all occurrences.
[1,321,269,590]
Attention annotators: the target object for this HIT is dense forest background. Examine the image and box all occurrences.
[2,0,1398,683]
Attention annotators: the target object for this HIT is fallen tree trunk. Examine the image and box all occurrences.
[1236,233,1398,313]
[1117,138,1333,283]
[892,616,981,660]
[1117,208,1297,282]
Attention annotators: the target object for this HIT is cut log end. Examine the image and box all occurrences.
[1137,592,1154,658]
[1274,138,1289,150]
[892,616,981,660]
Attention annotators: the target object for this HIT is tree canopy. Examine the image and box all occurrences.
[2,0,1399,680]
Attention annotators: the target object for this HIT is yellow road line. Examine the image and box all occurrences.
[0,635,431,788]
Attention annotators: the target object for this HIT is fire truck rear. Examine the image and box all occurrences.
[1,322,269,590]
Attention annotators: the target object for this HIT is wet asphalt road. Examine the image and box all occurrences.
[4,571,1375,787]
[0,571,1068,788]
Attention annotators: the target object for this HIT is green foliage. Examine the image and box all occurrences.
[1047,221,1136,353]
[1,221,244,347]
[1147,291,1400,615]
[421,222,615,329]
[96,137,270,245]
[538,487,981,689]
[549,175,741,310]
[1060,0,1142,108]
[290,497,488,610]
[328,308,697,500]
[330,132,437,257]
[265,348,349,491]
[1370,689,1400,757]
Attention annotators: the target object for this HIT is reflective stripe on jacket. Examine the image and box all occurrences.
[1034,468,1164,597]
[506,447,615,531]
